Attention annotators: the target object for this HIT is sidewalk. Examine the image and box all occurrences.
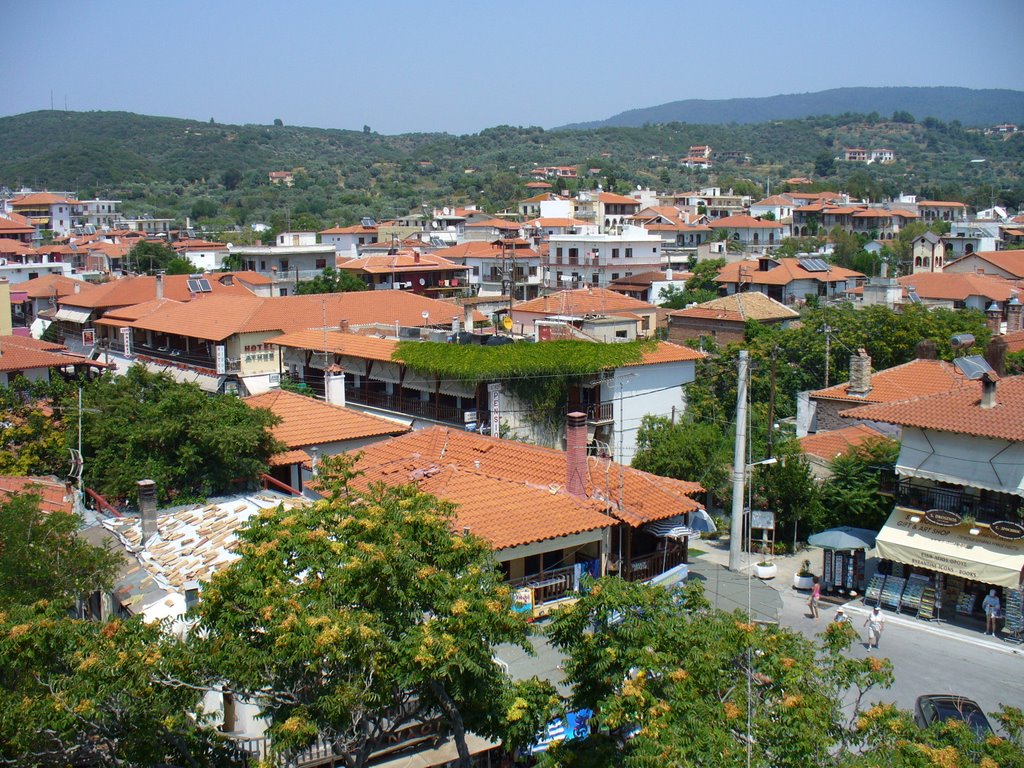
[690,537,1024,656]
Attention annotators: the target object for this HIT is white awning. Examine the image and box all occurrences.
[644,514,696,539]
[54,306,92,324]
[896,428,1024,497]
[876,507,1024,589]
[145,363,224,393]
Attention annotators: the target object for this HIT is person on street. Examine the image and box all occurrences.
[864,605,884,650]
[808,576,821,619]
[982,589,1001,636]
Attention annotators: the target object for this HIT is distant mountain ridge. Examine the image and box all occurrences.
[557,87,1024,130]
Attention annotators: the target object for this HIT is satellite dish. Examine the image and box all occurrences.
[442,207,450,216]
[637,184,642,190]
[226,242,233,249]
[421,311,429,320]
[419,278,426,286]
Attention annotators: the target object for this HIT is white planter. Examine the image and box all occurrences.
[793,574,814,590]
[754,563,778,580]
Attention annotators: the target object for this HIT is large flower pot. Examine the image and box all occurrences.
[793,574,814,590]
[754,563,778,580]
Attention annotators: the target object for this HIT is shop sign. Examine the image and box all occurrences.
[750,510,775,530]
[924,509,962,527]
[990,520,1024,540]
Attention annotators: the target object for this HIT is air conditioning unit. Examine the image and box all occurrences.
[441,279,449,286]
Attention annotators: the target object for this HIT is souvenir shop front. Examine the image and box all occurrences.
[866,507,1024,640]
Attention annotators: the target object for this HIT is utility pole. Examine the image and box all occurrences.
[728,350,749,572]
[823,324,832,388]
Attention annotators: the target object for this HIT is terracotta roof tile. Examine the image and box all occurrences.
[58,273,256,310]
[244,389,407,448]
[798,424,889,462]
[673,292,799,322]
[336,250,469,274]
[17,274,95,300]
[715,258,864,287]
[950,249,1024,278]
[10,192,77,206]
[840,375,1024,441]
[708,215,785,229]
[630,341,704,365]
[346,428,703,541]
[1003,329,1024,354]
[0,335,97,373]
[514,288,656,316]
[267,330,398,360]
[0,475,75,514]
[811,359,967,404]
[598,192,641,206]
[894,271,1022,301]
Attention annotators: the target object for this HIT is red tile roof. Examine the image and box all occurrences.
[918,200,967,207]
[629,341,704,365]
[244,389,407,449]
[798,424,889,462]
[58,273,257,310]
[0,476,75,514]
[715,259,864,286]
[94,291,477,341]
[1003,329,1024,354]
[345,427,703,548]
[894,271,1022,301]
[17,274,95,301]
[840,375,1024,441]
[0,335,97,373]
[336,250,469,275]
[811,359,967,404]
[319,225,378,235]
[950,250,1024,278]
[514,287,657,316]
[267,330,398,361]
[598,192,641,206]
[10,192,77,207]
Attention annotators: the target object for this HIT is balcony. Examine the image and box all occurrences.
[610,547,685,583]
[346,387,468,426]
[132,342,217,372]
[893,478,1022,526]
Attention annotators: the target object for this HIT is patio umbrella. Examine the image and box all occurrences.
[807,526,877,551]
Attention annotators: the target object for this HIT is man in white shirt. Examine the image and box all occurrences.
[982,589,1001,636]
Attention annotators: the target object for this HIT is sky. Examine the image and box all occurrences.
[4,0,1023,136]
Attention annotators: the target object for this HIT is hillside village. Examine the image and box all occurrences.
[3,140,1024,766]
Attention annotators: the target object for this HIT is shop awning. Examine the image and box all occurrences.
[876,507,1024,589]
[54,306,92,323]
[643,510,715,539]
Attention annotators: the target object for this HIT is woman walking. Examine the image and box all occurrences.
[808,576,821,619]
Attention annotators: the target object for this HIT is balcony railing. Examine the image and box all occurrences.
[133,343,217,371]
[507,564,577,605]
[893,479,1022,526]
[611,548,685,582]
[346,388,468,426]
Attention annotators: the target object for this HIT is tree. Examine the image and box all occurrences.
[71,366,283,505]
[819,438,900,530]
[295,266,370,295]
[166,255,199,275]
[632,415,731,501]
[190,198,219,221]
[196,456,556,767]
[0,598,238,767]
[0,400,67,477]
[274,118,284,127]
[222,167,243,190]
[0,493,121,609]
[545,578,896,768]
[127,240,178,275]
[814,151,835,177]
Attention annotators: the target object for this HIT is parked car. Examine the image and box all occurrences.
[914,695,993,739]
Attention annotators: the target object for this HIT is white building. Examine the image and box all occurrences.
[229,232,338,295]
[545,225,662,289]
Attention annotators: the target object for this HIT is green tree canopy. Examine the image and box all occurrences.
[295,266,370,295]
[632,415,731,500]
[72,366,283,505]
[0,493,121,609]
[820,437,901,530]
[127,240,179,275]
[196,456,556,767]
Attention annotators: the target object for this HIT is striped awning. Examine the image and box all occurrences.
[644,509,716,539]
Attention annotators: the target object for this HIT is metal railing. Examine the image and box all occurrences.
[611,548,685,583]
[507,565,577,604]
[894,479,1022,526]
[345,388,467,425]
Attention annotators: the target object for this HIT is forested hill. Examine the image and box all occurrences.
[559,87,1024,130]
[1,109,1022,230]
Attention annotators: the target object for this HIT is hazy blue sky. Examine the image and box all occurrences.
[4,0,1022,135]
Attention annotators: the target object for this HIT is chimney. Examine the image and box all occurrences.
[665,267,673,281]
[847,349,872,396]
[137,479,158,545]
[338,319,350,334]
[1007,294,1023,333]
[565,411,588,498]
[980,371,998,409]
[915,339,937,360]
[155,272,164,300]
[310,446,320,476]
[986,301,1002,334]
[324,364,346,407]
[986,336,1008,377]
[74,281,81,294]
[464,304,475,333]
[414,250,420,264]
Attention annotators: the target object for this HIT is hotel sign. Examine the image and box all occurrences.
[924,509,962,527]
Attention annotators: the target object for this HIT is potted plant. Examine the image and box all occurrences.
[793,559,815,590]
[962,514,980,536]
[754,560,777,580]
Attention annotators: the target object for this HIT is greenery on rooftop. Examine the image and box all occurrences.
[394,339,652,381]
